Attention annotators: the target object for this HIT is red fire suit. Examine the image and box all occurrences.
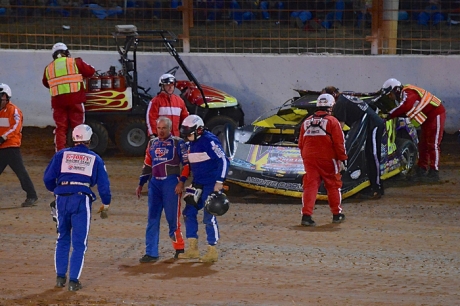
[298,110,347,216]
[146,92,189,137]
[42,57,95,151]
[387,85,446,171]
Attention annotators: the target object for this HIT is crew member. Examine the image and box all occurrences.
[382,78,446,182]
[299,94,347,226]
[42,42,96,152]
[146,73,189,137]
[0,83,38,207]
[324,86,385,199]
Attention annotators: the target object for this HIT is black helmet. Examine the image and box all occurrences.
[205,191,230,216]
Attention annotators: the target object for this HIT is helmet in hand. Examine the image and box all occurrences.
[205,191,230,216]
[72,124,93,142]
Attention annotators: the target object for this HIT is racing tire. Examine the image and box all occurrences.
[396,138,418,177]
[220,123,235,157]
[206,116,238,151]
[86,121,109,156]
[115,118,148,156]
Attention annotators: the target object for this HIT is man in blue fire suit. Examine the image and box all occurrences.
[43,124,111,292]
[136,116,189,262]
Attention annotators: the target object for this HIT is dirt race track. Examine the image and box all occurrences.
[1,127,460,306]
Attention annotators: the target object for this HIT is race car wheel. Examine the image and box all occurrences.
[86,121,109,155]
[115,118,148,156]
[206,116,238,154]
[220,123,235,157]
[396,138,418,177]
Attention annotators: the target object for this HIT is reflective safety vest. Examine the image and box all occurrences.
[45,57,84,97]
[404,84,442,126]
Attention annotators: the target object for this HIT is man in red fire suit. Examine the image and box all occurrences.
[146,73,189,137]
[298,93,347,227]
[42,42,96,152]
[382,78,446,182]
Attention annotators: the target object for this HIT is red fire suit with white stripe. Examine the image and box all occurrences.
[387,85,446,171]
[298,110,347,216]
[146,92,189,137]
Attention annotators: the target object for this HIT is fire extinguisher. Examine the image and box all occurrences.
[89,73,101,92]
[113,71,126,91]
[101,72,113,90]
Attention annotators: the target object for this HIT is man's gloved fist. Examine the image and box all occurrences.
[97,204,110,219]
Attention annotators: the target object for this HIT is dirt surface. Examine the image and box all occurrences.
[1,127,459,306]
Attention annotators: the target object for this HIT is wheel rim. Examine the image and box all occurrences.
[127,128,146,147]
[400,145,416,175]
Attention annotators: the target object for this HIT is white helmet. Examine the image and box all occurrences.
[180,115,205,138]
[382,78,402,93]
[316,93,335,108]
[72,124,93,142]
[0,83,12,99]
[158,73,176,86]
[52,42,68,55]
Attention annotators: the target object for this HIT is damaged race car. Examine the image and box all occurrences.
[224,89,419,200]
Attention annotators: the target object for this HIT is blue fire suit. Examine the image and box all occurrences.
[139,135,189,257]
[43,144,111,283]
[183,130,229,246]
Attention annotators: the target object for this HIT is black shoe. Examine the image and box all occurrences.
[21,197,38,207]
[332,213,346,223]
[411,166,427,182]
[68,280,82,291]
[301,215,316,227]
[139,254,159,263]
[174,249,184,259]
[423,169,440,182]
[55,276,66,288]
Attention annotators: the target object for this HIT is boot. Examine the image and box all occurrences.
[177,238,199,259]
[199,245,218,263]
[423,169,440,183]
[411,165,427,182]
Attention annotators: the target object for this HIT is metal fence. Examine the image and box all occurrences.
[1,0,459,55]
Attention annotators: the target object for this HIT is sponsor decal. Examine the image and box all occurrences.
[245,176,302,191]
[155,147,167,157]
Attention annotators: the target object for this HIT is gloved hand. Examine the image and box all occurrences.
[339,161,347,172]
[136,185,143,199]
[97,204,110,219]
[184,185,202,209]
[214,182,223,192]
[0,135,5,145]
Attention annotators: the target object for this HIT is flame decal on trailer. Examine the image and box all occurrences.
[85,88,133,112]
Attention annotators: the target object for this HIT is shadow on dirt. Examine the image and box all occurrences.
[118,261,218,279]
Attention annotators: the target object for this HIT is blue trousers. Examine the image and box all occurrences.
[55,193,91,282]
[146,176,184,257]
[182,183,220,246]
